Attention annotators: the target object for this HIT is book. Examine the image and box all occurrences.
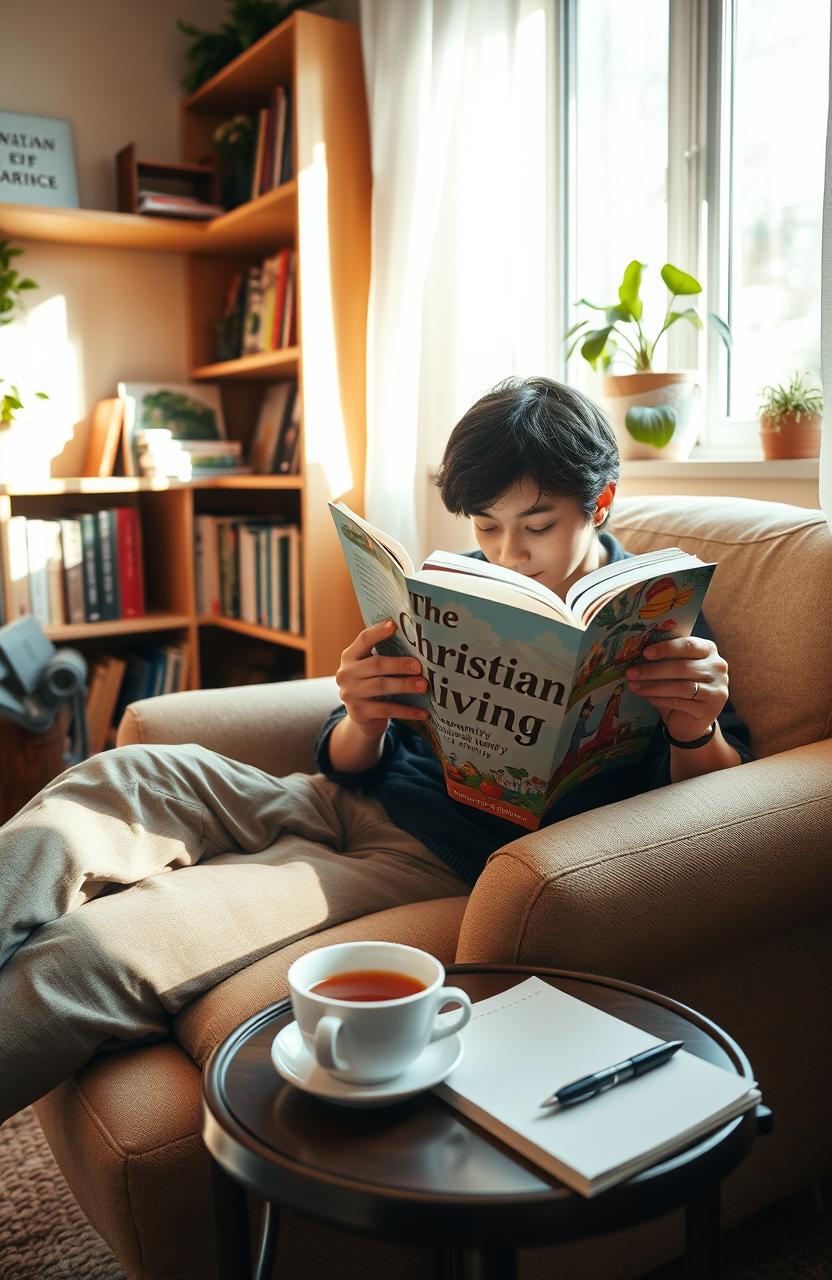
[1,517,30,618]
[118,381,226,477]
[82,398,124,477]
[434,977,761,1198]
[24,520,50,627]
[59,518,85,624]
[330,502,716,830]
[136,193,224,219]
[96,509,121,620]
[114,507,145,618]
[250,381,295,474]
[42,520,66,626]
[78,512,103,623]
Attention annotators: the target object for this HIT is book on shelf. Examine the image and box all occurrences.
[249,381,297,475]
[194,515,302,633]
[330,502,715,831]
[435,977,761,1198]
[249,86,292,199]
[82,398,124,478]
[2,509,146,629]
[214,252,296,363]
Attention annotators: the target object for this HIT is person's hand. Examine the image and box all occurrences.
[625,634,729,742]
[336,619,430,739]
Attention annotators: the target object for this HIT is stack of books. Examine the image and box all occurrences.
[136,431,249,480]
[137,191,224,220]
[194,516,302,634]
[214,249,296,362]
[250,85,293,198]
[86,644,188,754]
[1,509,146,627]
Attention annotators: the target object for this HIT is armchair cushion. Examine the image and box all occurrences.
[610,496,832,759]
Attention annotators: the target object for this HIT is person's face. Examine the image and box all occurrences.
[470,476,606,597]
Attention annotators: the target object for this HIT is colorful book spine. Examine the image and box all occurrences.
[96,509,121,621]
[79,513,103,623]
[59,518,86,624]
[115,507,145,618]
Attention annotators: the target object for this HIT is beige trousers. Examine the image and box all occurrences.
[0,744,467,1120]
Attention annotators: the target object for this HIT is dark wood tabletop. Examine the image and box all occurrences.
[202,965,760,1252]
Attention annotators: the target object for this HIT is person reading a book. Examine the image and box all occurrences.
[0,376,751,1124]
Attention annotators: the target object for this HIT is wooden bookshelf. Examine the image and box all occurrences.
[0,11,370,692]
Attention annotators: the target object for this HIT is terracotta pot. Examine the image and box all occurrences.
[600,371,701,461]
[759,411,822,460]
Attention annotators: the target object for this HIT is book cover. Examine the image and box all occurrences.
[24,520,50,628]
[59,518,85,624]
[435,977,760,1198]
[250,381,294,474]
[78,513,103,623]
[118,382,226,477]
[96,509,121,620]
[331,503,714,830]
[270,249,291,349]
[115,507,145,618]
[1,517,31,618]
[42,520,66,626]
[242,267,265,355]
[82,398,124,478]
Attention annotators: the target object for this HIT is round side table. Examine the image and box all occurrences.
[201,965,768,1280]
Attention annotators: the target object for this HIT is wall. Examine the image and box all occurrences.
[1,0,355,476]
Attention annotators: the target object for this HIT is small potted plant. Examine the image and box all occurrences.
[567,260,731,461]
[212,114,256,210]
[757,372,823,461]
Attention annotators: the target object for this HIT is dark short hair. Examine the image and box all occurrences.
[436,376,620,520]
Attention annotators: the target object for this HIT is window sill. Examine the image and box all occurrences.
[620,457,819,480]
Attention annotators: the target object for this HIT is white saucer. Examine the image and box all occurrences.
[270,1021,464,1107]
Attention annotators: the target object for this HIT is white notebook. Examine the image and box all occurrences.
[434,977,760,1197]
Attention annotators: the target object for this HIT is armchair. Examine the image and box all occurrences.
[33,496,832,1280]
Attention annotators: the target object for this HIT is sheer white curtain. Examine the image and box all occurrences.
[360,0,559,556]
[822,24,832,528]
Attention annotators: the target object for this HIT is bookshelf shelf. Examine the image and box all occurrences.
[191,347,300,382]
[198,616,308,650]
[1,10,369,704]
[44,613,192,642]
[0,182,296,257]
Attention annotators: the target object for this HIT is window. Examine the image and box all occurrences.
[565,0,830,454]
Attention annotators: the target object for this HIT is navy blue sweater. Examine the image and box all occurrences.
[316,533,753,885]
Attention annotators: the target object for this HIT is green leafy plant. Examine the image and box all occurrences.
[0,240,39,327]
[178,0,310,93]
[566,260,732,449]
[566,260,732,374]
[758,371,823,430]
[0,241,49,430]
[0,380,48,429]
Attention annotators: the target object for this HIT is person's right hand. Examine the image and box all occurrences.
[336,619,430,739]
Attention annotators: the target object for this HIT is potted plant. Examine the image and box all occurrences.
[212,114,256,211]
[566,261,731,461]
[757,372,823,461]
[178,0,306,93]
[0,240,49,482]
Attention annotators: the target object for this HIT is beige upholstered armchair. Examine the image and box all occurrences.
[34,496,832,1280]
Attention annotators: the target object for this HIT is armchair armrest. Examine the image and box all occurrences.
[116,677,339,777]
[456,739,832,981]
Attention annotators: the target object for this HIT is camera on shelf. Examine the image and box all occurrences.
[0,615,89,765]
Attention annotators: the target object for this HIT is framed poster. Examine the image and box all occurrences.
[117,381,227,476]
[0,110,79,208]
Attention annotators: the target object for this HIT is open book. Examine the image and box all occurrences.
[330,502,715,830]
[435,977,761,1197]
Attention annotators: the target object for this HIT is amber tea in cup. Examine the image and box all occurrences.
[310,969,427,1002]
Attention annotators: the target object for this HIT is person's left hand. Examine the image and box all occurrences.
[625,634,729,742]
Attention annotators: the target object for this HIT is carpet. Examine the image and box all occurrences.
[1,1106,831,1279]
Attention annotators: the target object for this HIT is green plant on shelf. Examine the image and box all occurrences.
[757,371,823,430]
[178,0,312,93]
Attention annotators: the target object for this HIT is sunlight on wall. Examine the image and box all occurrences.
[297,141,353,500]
[1,291,82,469]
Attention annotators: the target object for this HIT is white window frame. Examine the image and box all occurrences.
[562,0,762,458]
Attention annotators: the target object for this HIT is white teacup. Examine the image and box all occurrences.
[287,941,472,1085]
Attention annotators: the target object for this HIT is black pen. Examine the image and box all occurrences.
[540,1040,684,1108]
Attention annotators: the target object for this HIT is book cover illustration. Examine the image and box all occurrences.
[331,505,714,830]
